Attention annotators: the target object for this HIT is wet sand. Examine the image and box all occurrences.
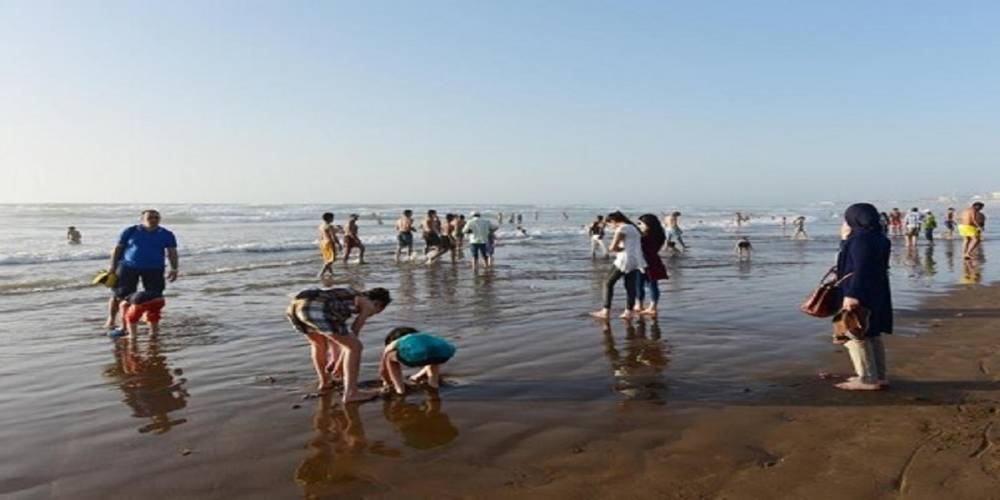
[5,282,999,498]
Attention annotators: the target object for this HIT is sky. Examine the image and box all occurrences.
[2,0,1000,206]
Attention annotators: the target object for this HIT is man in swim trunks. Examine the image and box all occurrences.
[945,207,957,239]
[318,212,341,278]
[735,236,752,260]
[959,202,986,259]
[67,226,81,245]
[104,209,179,330]
[395,209,416,262]
[791,216,808,240]
[423,210,441,256]
[589,215,607,259]
[664,211,687,250]
[344,214,366,264]
[454,215,467,250]
[286,287,391,402]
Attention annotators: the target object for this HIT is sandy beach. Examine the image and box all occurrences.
[1,203,996,499]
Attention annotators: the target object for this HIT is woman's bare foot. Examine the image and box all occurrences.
[639,308,658,317]
[342,389,379,403]
[834,380,882,391]
[619,311,635,320]
[590,310,610,319]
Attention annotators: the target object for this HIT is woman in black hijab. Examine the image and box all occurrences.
[834,203,892,390]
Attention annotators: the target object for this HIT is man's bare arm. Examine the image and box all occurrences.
[109,245,124,271]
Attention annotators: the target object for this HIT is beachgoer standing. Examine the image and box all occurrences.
[454,215,467,250]
[735,237,753,260]
[590,212,646,320]
[922,210,937,244]
[463,211,496,272]
[636,214,667,317]
[664,211,687,250]
[833,203,892,391]
[879,212,891,236]
[423,210,441,256]
[945,207,957,239]
[395,210,416,262]
[317,213,340,277]
[104,209,178,330]
[67,226,81,245]
[589,215,608,259]
[792,216,808,240]
[344,214,366,264]
[890,208,903,237]
[959,202,986,259]
[904,207,922,248]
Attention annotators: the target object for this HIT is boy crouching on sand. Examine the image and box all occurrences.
[379,327,456,395]
[114,291,165,337]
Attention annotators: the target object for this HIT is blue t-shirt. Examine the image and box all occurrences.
[396,333,456,367]
[119,225,177,270]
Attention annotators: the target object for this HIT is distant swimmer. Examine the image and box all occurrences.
[67,226,81,245]
[589,215,608,259]
[427,214,458,264]
[395,209,416,262]
[516,213,523,225]
[372,212,384,225]
[562,212,570,220]
[945,207,957,239]
[516,225,528,236]
[879,212,891,236]
[534,211,539,221]
[959,202,986,259]
[509,214,515,224]
[903,207,922,248]
[344,214,366,264]
[791,216,808,240]
[735,236,753,260]
[317,212,341,278]
[497,212,504,225]
[664,211,687,250]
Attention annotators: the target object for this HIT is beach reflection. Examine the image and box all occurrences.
[382,394,459,450]
[295,394,382,498]
[294,392,457,497]
[103,335,189,434]
[601,320,670,402]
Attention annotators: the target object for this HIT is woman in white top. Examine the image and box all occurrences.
[590,211,646,320]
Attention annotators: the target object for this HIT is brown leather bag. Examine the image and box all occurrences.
[800,267,854,318]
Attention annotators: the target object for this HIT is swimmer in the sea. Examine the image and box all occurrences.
[67,226,82,245]
[735,236,753,260]
[395,209,416,262]
[344,214,366,264]
[792,216,808,240]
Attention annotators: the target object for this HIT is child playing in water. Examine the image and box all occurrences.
[379,327,457,395]
[286,287,391,402]
[109,290,165,337]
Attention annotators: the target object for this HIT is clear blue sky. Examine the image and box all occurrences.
[3,1,999,205]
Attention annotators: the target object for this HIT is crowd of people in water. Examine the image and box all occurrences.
[85,201,988,402]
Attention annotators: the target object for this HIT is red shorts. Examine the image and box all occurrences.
[125,298,166,325]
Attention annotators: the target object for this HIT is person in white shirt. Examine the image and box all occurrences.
[463,211,497,272]
[590,211,646,320]
[904,207,923,248]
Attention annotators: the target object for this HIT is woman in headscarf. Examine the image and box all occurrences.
[834,203,892,390]
[635,214,668,317]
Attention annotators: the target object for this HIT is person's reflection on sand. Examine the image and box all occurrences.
[382,393,458,450]
[601,320,670,402]
[295,394,385,497]
[961,257,984,285]
[102,335,188,434]
[923,245,937,277]
[944,239,956,273]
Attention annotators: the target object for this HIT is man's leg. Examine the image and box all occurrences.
[105,296,122,329]
[358,243,366,264]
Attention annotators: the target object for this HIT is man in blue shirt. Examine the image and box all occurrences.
[104,209,179,329]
